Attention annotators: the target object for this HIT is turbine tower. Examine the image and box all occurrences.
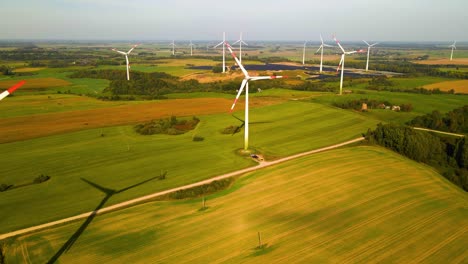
[189,41,195,56]
[225,42,286,150]
[170,40,176,56]
[214,32,227,73]
[363,40,379,71]
[316,34,333,73]
[333,35,364,95]
[112,44,139,81]
[302,41,307,65]
[0,80,26,101]
[449,41,457,61]
[233,32,248,63]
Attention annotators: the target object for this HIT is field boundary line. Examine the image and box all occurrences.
[0,137,364,241]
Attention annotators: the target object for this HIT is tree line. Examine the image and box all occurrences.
[366,123,468,191]
[407,105,468,134]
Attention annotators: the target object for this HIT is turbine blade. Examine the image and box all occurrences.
[315,46,323,53]
[213,41,224,48]
[233,39,241,45]
[363,40,370,46]
[0,80,26,101]
[320,34,324,44]
[225,42,249,78]
[323,44,334,47]
[230,79,248,112]
[332,34,346,53]
[241,40,248,45]
[127,44,139,54]
[337,55,344,72]
[251,75,285,81]
[370,42,379,47]
[112,49,127,55]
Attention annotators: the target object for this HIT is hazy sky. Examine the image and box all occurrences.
[1,0,466,41]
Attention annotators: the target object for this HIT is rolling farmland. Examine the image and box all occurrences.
[0,101,379,232]
[4,146,466,263]
[423,80,468,94]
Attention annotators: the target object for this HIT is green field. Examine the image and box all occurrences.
[4,146,466,263]
[0,101,378,233]
[312,90,468,124]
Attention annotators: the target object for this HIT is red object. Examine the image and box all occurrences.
[7,80,26,93]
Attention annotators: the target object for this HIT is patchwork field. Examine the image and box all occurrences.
[0,101,378,233]
[414,58,468,65]
[0,78,71,89]
[423,80,468,94]
[4,146,467,263]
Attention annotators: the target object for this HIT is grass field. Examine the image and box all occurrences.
[4,146,467,263]
[423,80,468,94]
[312,90,468,124]
[0,101,379,233]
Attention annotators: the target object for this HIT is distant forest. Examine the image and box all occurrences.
[366,121,468,191]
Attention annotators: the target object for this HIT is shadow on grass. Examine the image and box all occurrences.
[47,176,159,264]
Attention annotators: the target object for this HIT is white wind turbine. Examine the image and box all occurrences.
[225,42,286,150]
[333,34,364,95]
[316,34,333,73]
[302,41,307,65]
[0,80,25,101]
[112,44,139,81]
[233,32,248,63]
[449,41,456,61]
[214,32,227,73]
[189,41,195,56]
[363,40,379,71]
[170,40,176,56]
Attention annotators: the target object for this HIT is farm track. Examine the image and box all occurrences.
[0,137,364,241]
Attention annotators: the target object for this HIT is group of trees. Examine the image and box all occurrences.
[407,105,468,134]
[366,123,468,191]
[70,69,292,98]
[135,116,200,135]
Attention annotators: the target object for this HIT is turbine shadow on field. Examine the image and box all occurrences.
[47,176,159,264]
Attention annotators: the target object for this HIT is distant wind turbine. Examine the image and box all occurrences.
[189,40,195,56]
[0,80,26,101]
[333,34,364,95]
[302,42,308,65]
[316,34,333,73]
[214,32,227,73]
[225,41,286,150]
[170,40,176,56]
[363,40,379,71]
[233,32,248,63]
[449,41,457,61]
[112,44,139,81]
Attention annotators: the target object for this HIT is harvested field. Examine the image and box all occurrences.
[414,58,468,65]
[0,78,71,89]
[423,80,468,94]
[0,97,283,143]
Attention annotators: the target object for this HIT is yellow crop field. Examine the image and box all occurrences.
[415,58,468,65]
[423,80,468,94]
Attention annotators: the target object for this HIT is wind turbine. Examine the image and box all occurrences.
[316,34,333,73]
[225,42,285,150]
[333,34,364,95]
[449,41,456,61]
[363,40,379,71]
[302,41,307,65]
[112,44,139,81]
[0,80,26,101]
[189,40,195,56]
[170,40,176,56]
[233,32,248,63]
[214,32,227,73]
